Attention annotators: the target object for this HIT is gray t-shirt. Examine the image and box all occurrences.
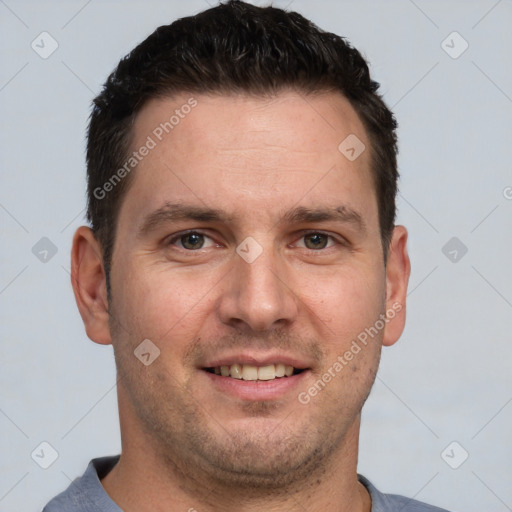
[43,456,452,512]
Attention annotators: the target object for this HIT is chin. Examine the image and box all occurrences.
[177,419,334,490]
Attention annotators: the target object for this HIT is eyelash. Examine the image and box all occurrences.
[166,230,346,251]
[293,231,342,250]
[166,230,218,250]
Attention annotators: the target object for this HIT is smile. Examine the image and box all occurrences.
[204,363,305,381]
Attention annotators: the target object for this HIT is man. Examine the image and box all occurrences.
[44,1,452,510]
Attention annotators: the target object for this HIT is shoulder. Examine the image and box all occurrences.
[359,474,453,512]
[42,456,120,512]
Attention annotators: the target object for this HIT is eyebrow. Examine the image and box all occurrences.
[137,203,232,237]
[281,205,366,233]
[137,202,366,237]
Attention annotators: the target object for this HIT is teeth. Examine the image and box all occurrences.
[275,363,286,377]
[230,364,243,379]
[258,365,276,381]
[212,363,297,380]
[242,365,258,381]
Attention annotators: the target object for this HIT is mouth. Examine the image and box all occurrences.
[203,363,306,381]
[200,353,313,401]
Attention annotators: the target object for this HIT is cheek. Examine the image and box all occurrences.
[112,262,217,344]
[296,264,385,348]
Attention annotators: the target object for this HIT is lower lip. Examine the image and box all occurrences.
[202,370,309,401]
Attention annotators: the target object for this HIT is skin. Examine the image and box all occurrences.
[71,90,410,512]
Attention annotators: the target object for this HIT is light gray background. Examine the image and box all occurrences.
[1,1,511,511]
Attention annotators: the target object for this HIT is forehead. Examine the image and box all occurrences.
[118,90,377,231]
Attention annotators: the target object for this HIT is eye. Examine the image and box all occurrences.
[296,232,337,250]
[168,231,216,250]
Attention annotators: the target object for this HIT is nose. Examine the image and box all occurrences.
[217,244,299,332]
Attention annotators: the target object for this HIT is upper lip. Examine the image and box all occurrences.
[201,351,313,369]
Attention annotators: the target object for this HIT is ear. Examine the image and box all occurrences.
[71,226,112,345]
[382,225,411,347]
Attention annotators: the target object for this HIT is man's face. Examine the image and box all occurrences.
[106,91,397,487]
